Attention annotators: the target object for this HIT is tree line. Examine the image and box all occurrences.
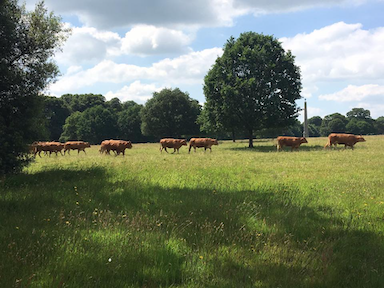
[39,92,384,146]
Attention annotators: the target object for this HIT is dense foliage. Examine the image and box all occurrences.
[58,96,148,144]
[309,108,382,137]
[141,88,201,139]
[202,32,302,147]
[0,0,68,175]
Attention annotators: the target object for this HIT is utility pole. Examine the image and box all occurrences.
[303,99,309,138]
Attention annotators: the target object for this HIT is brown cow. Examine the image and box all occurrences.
[64,141,91,155]
[188,138,218,153]
[47,142,64,156]
[277,136,308,151]
[324,133,365,149]
[33,141,64,157]
[160,138,187,153]
[100,139,132,156]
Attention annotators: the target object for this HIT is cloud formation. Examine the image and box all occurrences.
[281,22,384,83]
[27,0,367,29]
[49,48,223,95]
[55,25,194,66]
[319,84,384,102]
[105,81,164,103]
[121,25,193,56]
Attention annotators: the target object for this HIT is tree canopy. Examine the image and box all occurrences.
[0,0,69,175]
[202,32,302,147]
[141,88,201,139]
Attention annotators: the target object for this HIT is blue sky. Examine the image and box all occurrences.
[26,0,384,120]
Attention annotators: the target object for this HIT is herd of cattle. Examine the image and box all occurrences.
[29,133,366,157]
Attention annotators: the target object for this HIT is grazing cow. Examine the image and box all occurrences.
[188,138,219,153]
[100,139,132,156]
[64,141,91,155]
[324,133,365,149]
[160,138,187,153]
[277,136,308,151]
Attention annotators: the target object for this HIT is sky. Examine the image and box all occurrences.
[25,0,384,120]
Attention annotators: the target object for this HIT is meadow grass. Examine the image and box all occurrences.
[1,136,384,287]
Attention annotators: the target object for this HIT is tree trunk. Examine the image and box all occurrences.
[248,129,253,148]
[232,129,236,142]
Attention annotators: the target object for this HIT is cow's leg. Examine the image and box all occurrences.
[160,146,163,153]
[188,145,192,153]
[83,149,87,154]
[210,147,212,152]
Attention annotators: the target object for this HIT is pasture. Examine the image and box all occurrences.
[1,136,384,287]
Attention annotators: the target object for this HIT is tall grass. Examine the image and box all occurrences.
[1,136,384,287]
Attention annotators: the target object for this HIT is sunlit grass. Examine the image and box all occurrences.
[1,136,384,287]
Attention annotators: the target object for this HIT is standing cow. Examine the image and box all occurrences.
[160,138,187,153]
[188,138,218,153]
[324,133,365,149]
[64,141,91,155]
[277,136,308,151]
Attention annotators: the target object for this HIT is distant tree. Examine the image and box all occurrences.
[374,116,384,135]
[117,102,144,142]
[203,32,302,148]
[77,105,118,144]
[106,97,123,113]
[320,113,348,136]
[43,96,70,141]
[308,124,320,137]
[0,0,69,175]
[308,116,322,127]
[59,112,82,142]
[346,118,375,135]
[61,94,106,113]
[141,88,201,139]
[346,108,372,120]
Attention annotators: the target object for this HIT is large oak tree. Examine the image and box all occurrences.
[203,32,302,148]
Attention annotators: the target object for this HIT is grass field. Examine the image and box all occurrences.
[1,136,384,287]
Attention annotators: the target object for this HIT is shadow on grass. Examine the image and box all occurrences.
[227,144,325,153]
[1,167,384,287]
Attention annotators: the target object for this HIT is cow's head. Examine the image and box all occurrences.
[85,142,91,147]
[180,139,187,146]
[300,137,308,144]
[126,141,133,149]
[357,136,366,142]
[212,138,219,145]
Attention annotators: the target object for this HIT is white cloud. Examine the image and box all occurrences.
[49,48,223,95]
[281,22,384,83]
[55,26,121,65]
[235,0,365,14]
[105,81,164,103]
[54,24,195,66]
[26,0,369,30]
[121,25,193,56]
[319,84,384,102]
